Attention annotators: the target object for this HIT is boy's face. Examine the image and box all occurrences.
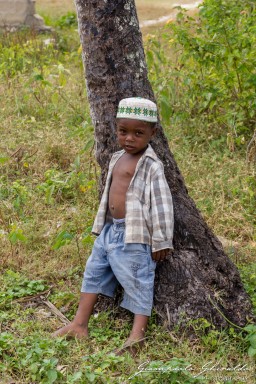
[116,118,156,155]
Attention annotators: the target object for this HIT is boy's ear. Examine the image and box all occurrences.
[151,126,157,137]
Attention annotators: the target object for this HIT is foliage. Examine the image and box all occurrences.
[145,0,256,239]
[55,12,78,29]
[37,165,95,205]
[244,324,256,358]
[146,0,256,148]
[0,30,60,78]
[0,270,46,308]
[240,262,256,315]
[0,291,254,383]
[128,358,204,383]
[0,1,255,382]
[0,332,68,383]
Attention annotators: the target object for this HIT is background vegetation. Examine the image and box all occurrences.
[0,0,255,382]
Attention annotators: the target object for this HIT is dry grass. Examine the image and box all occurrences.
[36,0,200,21]
[36,0,75,17]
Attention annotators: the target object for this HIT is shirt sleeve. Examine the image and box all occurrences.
[150,165,174,252]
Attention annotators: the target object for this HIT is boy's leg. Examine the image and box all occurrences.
[127,314,149,342]
[52,292,98,338]
[109,242,155,351]
[53,222,116,339]
[115,314,148,356]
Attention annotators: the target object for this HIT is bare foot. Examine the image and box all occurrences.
[113,336,146,357]
[52,322,89,339]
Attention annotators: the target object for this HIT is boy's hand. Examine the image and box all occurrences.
[152,248,169,262]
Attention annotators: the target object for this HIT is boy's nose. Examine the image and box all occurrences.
[126,133,134,142]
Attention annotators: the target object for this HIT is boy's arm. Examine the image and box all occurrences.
[150,165,174,259]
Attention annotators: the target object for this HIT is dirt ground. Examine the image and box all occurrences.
[36,0,199,22]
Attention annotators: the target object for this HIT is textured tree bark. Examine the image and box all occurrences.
[74,0,252,328]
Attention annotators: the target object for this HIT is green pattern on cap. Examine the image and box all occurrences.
[116,97,158,122]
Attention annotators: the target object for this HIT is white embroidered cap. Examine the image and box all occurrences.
[116,97,158,122]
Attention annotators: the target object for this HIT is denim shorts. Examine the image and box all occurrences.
[81,218,156,316]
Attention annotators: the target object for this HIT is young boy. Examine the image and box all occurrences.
[53,97,174,353]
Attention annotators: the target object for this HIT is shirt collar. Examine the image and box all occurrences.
[144,144,158,161]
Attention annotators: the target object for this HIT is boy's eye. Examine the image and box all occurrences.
[135,131,143,136]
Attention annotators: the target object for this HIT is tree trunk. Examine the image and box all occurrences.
[74,0,252,328]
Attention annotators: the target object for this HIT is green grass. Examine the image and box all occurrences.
[0,4,256,383]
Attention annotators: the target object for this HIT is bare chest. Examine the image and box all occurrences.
[111,154,139,183]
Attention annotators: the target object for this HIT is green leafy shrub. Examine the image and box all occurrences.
[146,0,256,148]
[244,324,256,359]
[0,28,81,80]
[0,333,68,383]
[37,166,95,205]
[0,32,59,79]
[240,262,256,314]
[55,12,78,28]
[0,271,47,308]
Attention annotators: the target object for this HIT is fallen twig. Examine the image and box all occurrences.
[15,288,52,303]
[14,288,70,325]
[41,298,71,325]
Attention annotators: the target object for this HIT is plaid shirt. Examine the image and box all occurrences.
[92,145,174,252]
